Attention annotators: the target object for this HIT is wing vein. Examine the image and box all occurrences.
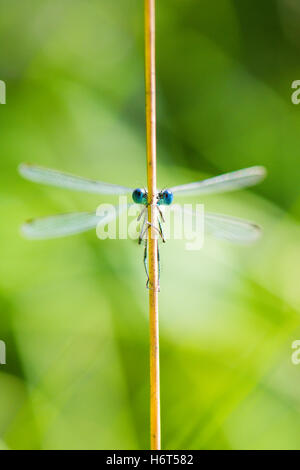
[169,166,266,197]
[19,164,133,195]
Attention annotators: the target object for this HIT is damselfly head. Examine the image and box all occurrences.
[132,188,148,205]
[158,189,173,206]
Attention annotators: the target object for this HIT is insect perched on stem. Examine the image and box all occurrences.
[19,163,266,287]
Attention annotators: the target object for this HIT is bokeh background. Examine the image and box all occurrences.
[1,0,300,450]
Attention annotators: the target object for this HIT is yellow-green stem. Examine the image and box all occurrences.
[144,0,161,450]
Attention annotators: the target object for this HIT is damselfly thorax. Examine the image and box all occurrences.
[133,189,173,288]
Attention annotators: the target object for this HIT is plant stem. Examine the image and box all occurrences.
[144,0,161,450]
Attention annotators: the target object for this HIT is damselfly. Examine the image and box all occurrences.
[19,164,266,287]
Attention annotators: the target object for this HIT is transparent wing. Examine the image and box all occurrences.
[170,205,261,244]
[21,207,124,240]
[169,166,266,197]
[19,164,133,195]
[205,212,262,243]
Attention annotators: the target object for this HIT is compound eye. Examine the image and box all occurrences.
[162,190,173,205]
[132,188,146,204]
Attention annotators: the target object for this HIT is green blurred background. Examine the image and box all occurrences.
[1,0,300,450]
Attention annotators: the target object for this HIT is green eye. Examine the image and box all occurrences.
[132,188,147,205]
[161,190,173,205]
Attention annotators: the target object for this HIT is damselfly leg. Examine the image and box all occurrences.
[138,203,164,290]
[144,238,161,291]
[157,217,165,243]
[138,210,148,245]
[143,239,149,286]
[138,204,165,245]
